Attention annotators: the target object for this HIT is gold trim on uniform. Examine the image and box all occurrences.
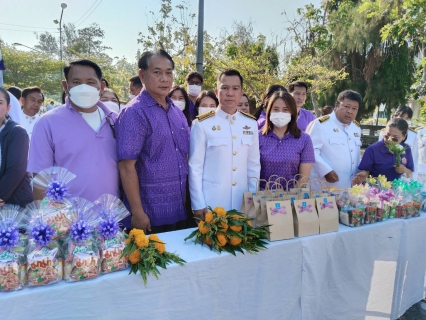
[238,111,256,120]
[353,120,360,127]
[197,110,216,122]
[318,115,330,123]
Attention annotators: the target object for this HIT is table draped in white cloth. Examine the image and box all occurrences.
[1,215,425,320]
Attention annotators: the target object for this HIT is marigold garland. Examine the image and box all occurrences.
[122,229,186,286]
[185,206,269,255]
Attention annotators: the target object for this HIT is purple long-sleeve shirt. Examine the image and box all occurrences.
[116,89,189,227]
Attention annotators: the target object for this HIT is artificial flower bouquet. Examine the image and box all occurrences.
[122,229,185,286]
[25,201,64,287]
[32,167,76,239]
[94,194,130,274]
[0,205,29,292]
[385,140,409,167]
[184,206,269,255]
[393,179,422,218]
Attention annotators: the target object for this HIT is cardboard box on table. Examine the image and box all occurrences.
[265,201,294,241]
[315,196,339,234]
[292,199,319,237]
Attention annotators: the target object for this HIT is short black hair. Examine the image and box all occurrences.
[0,87,11,106]
[22,86,45,102]
[129,75,142,88]
[102,78,109,88]
[64,59,103,81]
[288,81,308,93]
[186,71,203,84]
[393,106,413,119]
[217,69,243,87]
[387,118,409,142]
[7,86,22,100]
[337,90,362,106]
[138,50,174,70]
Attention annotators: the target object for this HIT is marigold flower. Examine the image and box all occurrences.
[129,228,145,239]
[219,221,229,231]
[128,249,141,264]
[214,207,227,216]
[155,242,166,254]
[135,234,149,248]
[231,214,240,220]
[198,221,209,234]
[204,237,212,246]
[230,225,242,232]
[229,236,242,246]
[149,234,160,241]
[124,238,131,245]
[216,233,227,246]
[205,211,213,223]
[247,221,252,227]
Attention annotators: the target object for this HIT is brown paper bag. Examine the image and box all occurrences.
[292,199,319,237]
[315,196,339,234]
[241,177,264,217]
[252,195,266,221]
[265,200,294,241]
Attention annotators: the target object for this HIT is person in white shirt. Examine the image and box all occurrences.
[20,86,43,138]
[189,69,260,219]
[306,90,363,189]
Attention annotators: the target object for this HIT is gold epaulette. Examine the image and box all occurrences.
[409,127,417,133]
[353,120,360,127]
[196,110,215,122]
[318,115,330,123]
[239,111,256,120]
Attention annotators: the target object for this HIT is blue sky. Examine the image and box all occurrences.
[0,0,321,61]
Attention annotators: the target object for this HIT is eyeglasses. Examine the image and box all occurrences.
[383,133,399,142]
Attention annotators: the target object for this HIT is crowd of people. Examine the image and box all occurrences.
[0,49,423,234]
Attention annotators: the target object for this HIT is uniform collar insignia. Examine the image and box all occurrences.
[243,125,251,130]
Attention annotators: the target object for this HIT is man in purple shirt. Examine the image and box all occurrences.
[289,81,316,131]
[116,50,189,233]
[28,59,119,202]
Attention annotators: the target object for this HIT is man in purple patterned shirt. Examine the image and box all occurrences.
[116,50,190,233]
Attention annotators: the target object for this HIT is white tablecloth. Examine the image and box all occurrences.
[1,216,425,320]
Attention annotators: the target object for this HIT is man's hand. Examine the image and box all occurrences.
[324,170,339,183]
[131,210,151,233]
[352,171,368,186]
[193,208,208,220]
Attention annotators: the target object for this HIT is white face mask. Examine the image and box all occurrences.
[68,84,100,109]
[198,107,216,115]
[102,100,120,113]
[172,100,186,111]
[188,84,202,97]
[129,94,136,100]
[270,112,292,128]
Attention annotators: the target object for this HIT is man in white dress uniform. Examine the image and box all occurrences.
[306,90,363,189]
[189,69,260,219]
[20,86,43,139]
[377,106,419,180]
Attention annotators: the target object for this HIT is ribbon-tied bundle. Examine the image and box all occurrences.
[94,194,130,274]
[298,204,312,213]
[33,167,76,203]
[270,207,286,215]
[321,202,334,210]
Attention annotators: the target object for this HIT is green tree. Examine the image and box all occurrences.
[1,42,64,97]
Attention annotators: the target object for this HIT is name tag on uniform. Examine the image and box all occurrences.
[243,131,254,135]
[354,133,360,137]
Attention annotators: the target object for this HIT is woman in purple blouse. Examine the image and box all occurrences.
[259,90,315,189]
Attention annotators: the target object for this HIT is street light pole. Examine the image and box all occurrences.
[196,0,204,75]
[54,3,67,61]
[12,43,44,54]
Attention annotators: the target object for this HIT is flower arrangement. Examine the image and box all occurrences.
[184,206,269,255]
[122,229,185,286]
[385,140,409,167]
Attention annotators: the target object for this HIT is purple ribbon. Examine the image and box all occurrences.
[270,207,286,215]
[321,202,334,210]
[298,204,312,213]
[247,197,253,204]
[30,223,55,247]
